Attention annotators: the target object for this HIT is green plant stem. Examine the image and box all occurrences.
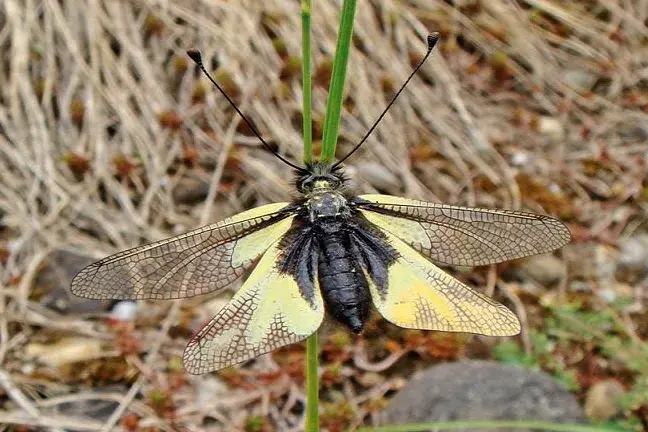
[301,0,313,164]
[305,332,319,432]
[302,1,318,431]
[320,0,357,162]
[357,421,626,432]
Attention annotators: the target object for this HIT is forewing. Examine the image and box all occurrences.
[182,237,324,374]
[71,203,294,300]
[358,194,570,266]
[368,229,520,336]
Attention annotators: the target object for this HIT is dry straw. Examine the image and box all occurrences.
[1,0,646,430]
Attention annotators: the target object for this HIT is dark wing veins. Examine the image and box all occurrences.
[350,196,571,266]
[71,204,298,300]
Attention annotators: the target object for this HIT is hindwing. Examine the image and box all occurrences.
[182,236,324,373]
[366,229,521,336]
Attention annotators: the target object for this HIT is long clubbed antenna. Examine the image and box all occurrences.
[186,49,305,172]
[332,33,440,168]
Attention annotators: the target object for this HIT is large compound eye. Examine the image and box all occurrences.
[327,176,341,188]
[299,178,314,192]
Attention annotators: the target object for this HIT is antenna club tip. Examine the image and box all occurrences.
[186,49,203,64]
[427,33,440,50]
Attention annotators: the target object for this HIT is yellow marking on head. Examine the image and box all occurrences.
[313,180,331,190]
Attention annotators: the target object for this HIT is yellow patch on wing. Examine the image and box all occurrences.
[183,238,324,374]
[230,215,294,267]
[369,231,520,336]
[360,209,431,251]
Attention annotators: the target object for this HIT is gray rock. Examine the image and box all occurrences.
[381,361,584,431]
[565,243,618,283]
[616,235,648,286]
[630,123,648,140]
[54,387,124,422]
[519,253,564,286]
[37,249,110,314]
[564,70,597,91]
[172,175,210,205]
[618,234,648,272]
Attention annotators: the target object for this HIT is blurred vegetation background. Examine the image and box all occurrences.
[0,0,647,431]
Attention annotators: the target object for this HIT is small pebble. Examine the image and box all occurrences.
[520,254,564,286]
[111,301,139,322]
[538,117,565,142]
[511,151,530,166]
[584,379,625,421]
[619,235,648,271]
[564,70,596,90]
[25,337,103,367]
[172,175,210,205]
[356,371,383,388]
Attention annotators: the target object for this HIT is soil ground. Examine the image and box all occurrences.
[0,1,647,431]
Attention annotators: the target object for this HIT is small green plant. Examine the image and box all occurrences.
[493,299,647,430]
[493,331,580,391]
[245,415,272,432]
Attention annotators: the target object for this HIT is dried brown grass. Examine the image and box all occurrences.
[1,0,647,430]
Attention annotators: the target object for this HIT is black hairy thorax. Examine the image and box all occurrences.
[279,162,398,333]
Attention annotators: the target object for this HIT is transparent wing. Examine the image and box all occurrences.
[71,203,295,300]
[357,194,570,266]
[183,237,324,374]
[368,230,520,336]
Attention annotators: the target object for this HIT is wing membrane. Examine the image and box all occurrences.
[71,203,294,300]
[358,194,570,266]
[369,230,520,336]
[183,238,324,374]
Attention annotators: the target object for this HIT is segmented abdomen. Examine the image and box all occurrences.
[316,221,369,333]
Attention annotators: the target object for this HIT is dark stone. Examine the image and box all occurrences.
[172,175,210,205]
[381,360,584,431]
[37,249,111,314]
[54,386,125,422]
